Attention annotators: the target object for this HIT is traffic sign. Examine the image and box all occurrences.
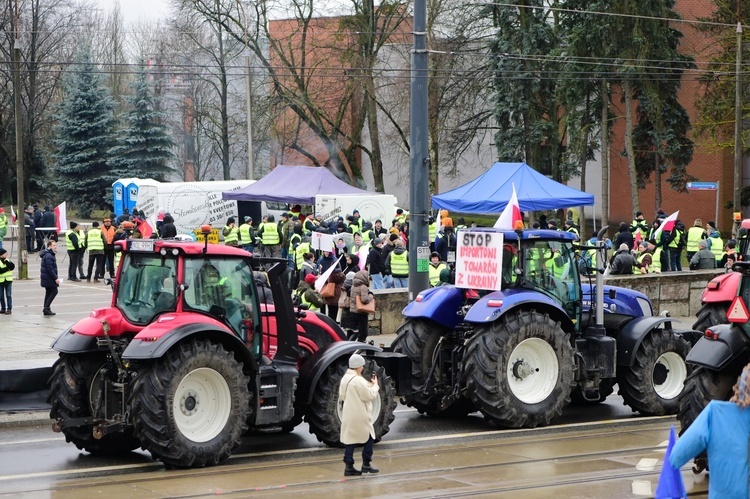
[686,181,718,191]
[727,296,750,323]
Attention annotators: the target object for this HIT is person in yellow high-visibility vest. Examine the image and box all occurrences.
[257,214,281,257]
[0,207,7,251]
[0,247,15,314]
[223,217,240,247]
[85,221,105,282]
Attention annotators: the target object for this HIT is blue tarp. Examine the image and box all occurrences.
[432,162,594,213]
[221,165,370,205]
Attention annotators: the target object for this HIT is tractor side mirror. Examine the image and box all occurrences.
[179,282,190,291]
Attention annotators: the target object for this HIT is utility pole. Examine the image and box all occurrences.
[13,0,27,278]
[407,0,430,298]
[734,12,743,230]
[246,53,254,180]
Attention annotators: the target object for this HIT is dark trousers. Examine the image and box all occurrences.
[0,281,11,311]
[77,251,86,278]
[35,231,44,251]
[43,285,58,310]
[354,312,369,342]
[104,248,115,277]
[68,251,80,279]
[87,254,104,279]
[344,436,374,465]
[327,305,339,322]
[668,249,683,272]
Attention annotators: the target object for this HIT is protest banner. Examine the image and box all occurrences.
[455,230,504,291]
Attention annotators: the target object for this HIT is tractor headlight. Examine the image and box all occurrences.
[637,297,653,317]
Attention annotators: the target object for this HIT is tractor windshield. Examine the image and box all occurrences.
[116,253,178,325]
[183,257,257,337]
[521,240,579,318]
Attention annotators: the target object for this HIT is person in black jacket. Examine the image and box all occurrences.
[367,237,386,289]
[161,214,177,238]
[40,240,60,316]
[612,222,635,251]
[609,244,635,275]
[40,206,57,243]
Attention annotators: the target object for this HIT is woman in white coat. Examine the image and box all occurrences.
[339,353,380,476]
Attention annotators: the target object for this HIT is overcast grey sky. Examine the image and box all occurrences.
[97,0,170,25]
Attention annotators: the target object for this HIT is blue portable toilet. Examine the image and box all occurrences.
[113,180,127,216]
[126,181,139,214]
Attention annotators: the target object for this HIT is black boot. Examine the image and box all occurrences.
[344,463,362,476]
[361,462,379,474]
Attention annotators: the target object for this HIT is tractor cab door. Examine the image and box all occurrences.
[183,257,262,355]
[522,240,581,323]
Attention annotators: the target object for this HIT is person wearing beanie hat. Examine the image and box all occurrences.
[610,243,635,275]
[0,247,14,314]
[339,352,380,476]
[669,364,750,496]
[65,222,84,281]
[294,269,324,311]
[686,218,708,261]
[239,216,255,253]
[223,217,239,247]
[690,239,717,270]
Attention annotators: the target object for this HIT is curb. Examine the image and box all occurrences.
[0,411,52,429]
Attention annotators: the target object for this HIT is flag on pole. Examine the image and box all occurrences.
[314,255,343,292]
[494,184,522,229]
[357,246,369,270]
[655,425,687,499]
[434,209,442,246]
[10,205,16,223]
[652,210,679,243]
[54,202,67,233]
[138,213,157,238]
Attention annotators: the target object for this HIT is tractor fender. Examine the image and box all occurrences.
[403,285,466,329]
[616,316,676,367]
[51,325,102,353]
[122,322,258,371]
[685,324,750,370]
[297,341,382,405]
[700,272,740,303]
[463,288,575,332]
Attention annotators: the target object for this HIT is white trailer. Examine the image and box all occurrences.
[315,193,398,225]
[118,179,254,235]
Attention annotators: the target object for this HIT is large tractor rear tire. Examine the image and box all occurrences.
[692,302,729,332]
[306,357,397,447]
[392,319,475,417]
[129,340,251,468]
[617,329,690,416]
[48,353,140,455]
[463,310,575,428]
[677,366,737,433]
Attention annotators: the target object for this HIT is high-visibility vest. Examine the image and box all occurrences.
[429,262,447,286]
[223,225,239,245]
[709,236,724,261]
[361,230,372,244]
[289,233,301,251]
[651,248,663,273]
[239,223,253,244]
[634,253,647,274]
[0,214,7,230]
[65,230,80,251]
[297,289,319,311]
[390,251,408,277]
[295,242,311,270]
[102,225,116,244]
[668,229,683,249]
[114,251,122,274]
[686,227,705,253]
[260,222,279,245]
[429,222,437,242]
[0,259,12,282]
[86,228,104,251]
[78,231,87,249]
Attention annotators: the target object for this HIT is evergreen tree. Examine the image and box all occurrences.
[108,62,175,181]
[489,1,563,179]
[52,48,117,217]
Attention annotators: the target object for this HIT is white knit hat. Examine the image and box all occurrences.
[349,354,365,369]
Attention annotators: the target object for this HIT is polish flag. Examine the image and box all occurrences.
[494,184,522,229]
[10,205,16,223]
[357,245,369,270]
[653,210,679,244]
[434,209,441,246]
[138,213,157,238]
[54,202,67,233]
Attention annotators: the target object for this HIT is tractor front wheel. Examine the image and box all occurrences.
[129,340,251,468]
[463,310,575,428]
[306,357,397,447]
[48,353,140,455]
[617,329,690,416]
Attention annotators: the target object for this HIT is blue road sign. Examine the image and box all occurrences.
[686,181,718,191]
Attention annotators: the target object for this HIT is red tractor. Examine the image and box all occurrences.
[692,220,750,331]
[48,236,408,467]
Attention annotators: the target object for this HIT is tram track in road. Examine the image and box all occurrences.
[0,418,707,497]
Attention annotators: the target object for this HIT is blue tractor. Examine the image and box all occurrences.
[392,228,694,428]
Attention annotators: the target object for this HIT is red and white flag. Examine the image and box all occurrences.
[10,205,16,223]
[653,210,679,243]
[494,184,522,229]
[54,202,67,233]
[138,213,157,238]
